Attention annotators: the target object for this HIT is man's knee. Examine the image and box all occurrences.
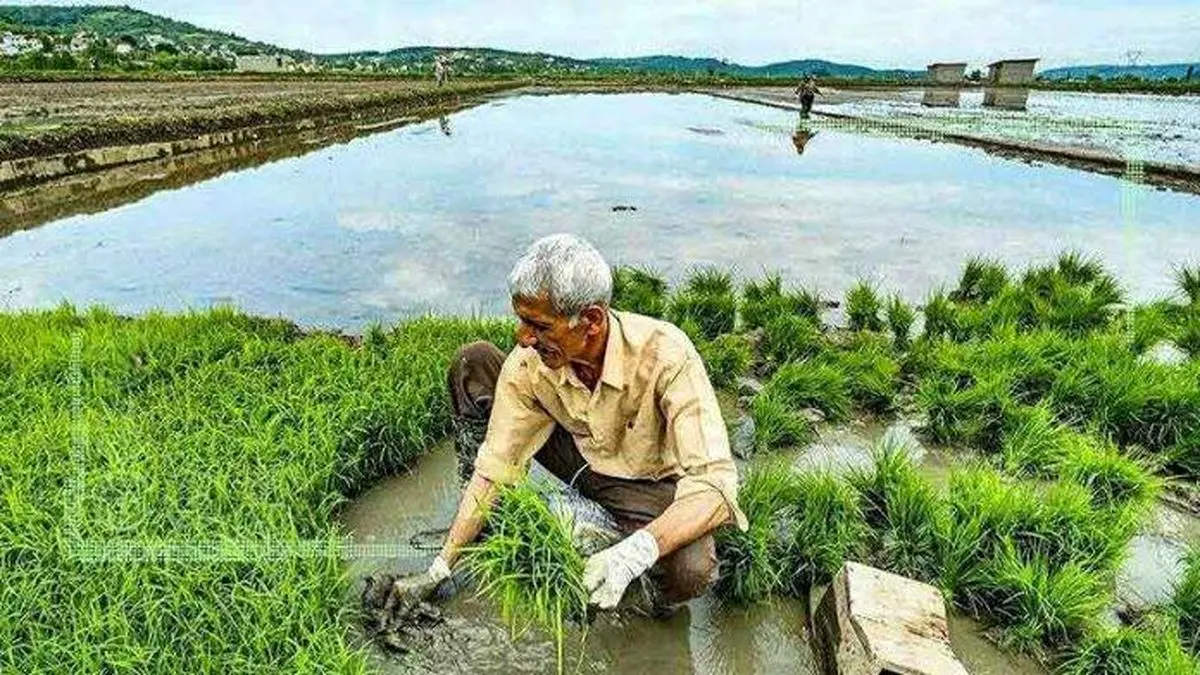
[658,535,718,603]
[447,341,505,418]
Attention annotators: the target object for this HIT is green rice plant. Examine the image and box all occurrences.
[849,436,943,582]
[998,403,1070,478]
[669,268,737,341]
[1056,251,1108,287]
[781,472,866,592]
[1129,302,1178,354]
[978,543,1106,652]
[1175,265,1200,305]
[1174,545,1200,658]
[462,481,589,673]
[885,294,915,350]
[750,391,815,453]
[611,266,669,318]
[819,335,901,414]
[714,462,797,604]
[1177,310,1200,358]
[1056,434,1160,511]
[761,314,825,368]
[921,289,960,342]
[1060,624,1199,675]
[741,273,821,330]
[697,334,753,388]
[846,280,885,332]
[1169,429,1200,481]
[950,256,1009,304]
[915,374,1014,450]
[763,361,852,421]
[0,305,515,673]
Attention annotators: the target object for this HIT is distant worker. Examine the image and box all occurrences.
[434,55,449,87]
[795,74,822,118]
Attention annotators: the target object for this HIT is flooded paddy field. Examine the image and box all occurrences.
[3,92,1200,331]
[3,88,1199,674]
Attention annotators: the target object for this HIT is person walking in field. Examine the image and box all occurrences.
[398,233,746,614]
[796,74,822,117]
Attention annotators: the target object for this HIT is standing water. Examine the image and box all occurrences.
[2,93,1199,330]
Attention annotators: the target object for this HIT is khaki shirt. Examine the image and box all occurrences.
[474,311,748,530]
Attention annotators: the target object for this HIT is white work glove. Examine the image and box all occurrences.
[428,555,452,584]
[583,530,660,610]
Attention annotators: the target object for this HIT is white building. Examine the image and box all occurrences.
[235,54,296,72]
[114,42,135,56]
[1,32,44,57]
[69,32,93,53]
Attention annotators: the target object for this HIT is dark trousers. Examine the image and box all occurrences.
[447,341,718,604]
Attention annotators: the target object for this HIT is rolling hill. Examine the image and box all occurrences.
[1040,63,1199,81]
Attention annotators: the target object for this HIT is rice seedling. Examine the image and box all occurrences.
[998,403,1070,478]
[885,294,915,350]
[611,265,669,318]
[915,374,1014,450]
[1176,310,1200,358]
[849,436,943,582]
[0,305,514,673]
[846,280,885,332]
[749,391,815,453]
[921,289,958,342]
[669,268,737,341]
[1128,302,1177,354]
[978,543,1106,652]
[950,256,1009,305]
[740,272,821,330]
[714,461,797,604]
[1060,624,1199,675]
[760,314,825,368]
[1056,251,1108,287]
[1175,264,1200,306]
[697,334,753,388]
[461,481,590,673]
[1174,545,1200,658]
[781,472,866,592]
[819,335,901,414]
[1055,434,1160,511]
[763,361,852,421]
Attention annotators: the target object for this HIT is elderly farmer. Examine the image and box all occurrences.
[428,233,746,611]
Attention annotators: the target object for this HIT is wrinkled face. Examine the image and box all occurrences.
[513,294,594,370]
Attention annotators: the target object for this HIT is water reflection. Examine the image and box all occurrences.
[983,88,1030,111]
[921,88,962,108]
[439,116,452,136]
[791,121,818,155]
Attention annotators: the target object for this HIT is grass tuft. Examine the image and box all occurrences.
[846,280,885,332]
[761,314,824,369]
[697,334,753,388]
[763,361,852,421]
[612,266,669,318]
[749,391,815,453]
[669,267,737,341]
[951,256,1009,304]
[885,294,915,350]
[741,273,821,331]
[1175,265,1200,305]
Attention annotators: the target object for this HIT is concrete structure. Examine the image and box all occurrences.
[922,89,962,108]
[926,62,967,84]
[235,54,295,73]
[987,58,1039,84]
[811,562,969,675]
[983,87,1030,110]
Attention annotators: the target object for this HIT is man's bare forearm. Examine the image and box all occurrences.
[438,471,498,566]
[643,491,730,558]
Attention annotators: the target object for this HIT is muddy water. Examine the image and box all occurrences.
[3,93,1199,330]
[338,432,1053,674]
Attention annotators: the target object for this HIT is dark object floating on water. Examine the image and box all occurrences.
[686,126,725,136]
[611,205,638,212]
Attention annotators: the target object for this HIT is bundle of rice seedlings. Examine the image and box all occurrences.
[998,403,1070,478]
[1177,310,1200,358]
[669,268,737,341]
[741,273,821,330]
[697,334,753,388]
[763,361,852,421]
[915,374,1013,449]
[979,543,1106,652]
[1056,434,1160,511]
[612,266,669,318]
[1129,302,1179,354]
[921,289,958,342]
[461,482,589,673]
[714,462,797,604]
[846,280,885,332]
[1175,265,1200,306]
[750,391,815,453]
[1169,429,1200,481]
[782,472,866,592]
[1060,623,1198,675]
[1174,546,1200,658]
[950,256,1009,305]
[885,294,915,350]
[849,436,943,582]
[761,314,825,368]
[820,335,901,415]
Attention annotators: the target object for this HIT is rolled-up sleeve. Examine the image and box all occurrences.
[658,354,749,531]
[473,350,556,485]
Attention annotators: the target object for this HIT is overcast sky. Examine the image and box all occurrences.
[17,0,1200,69]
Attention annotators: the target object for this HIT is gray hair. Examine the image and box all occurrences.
[507,234,613,319]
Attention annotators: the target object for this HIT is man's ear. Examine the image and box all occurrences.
[580,305,606,335]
